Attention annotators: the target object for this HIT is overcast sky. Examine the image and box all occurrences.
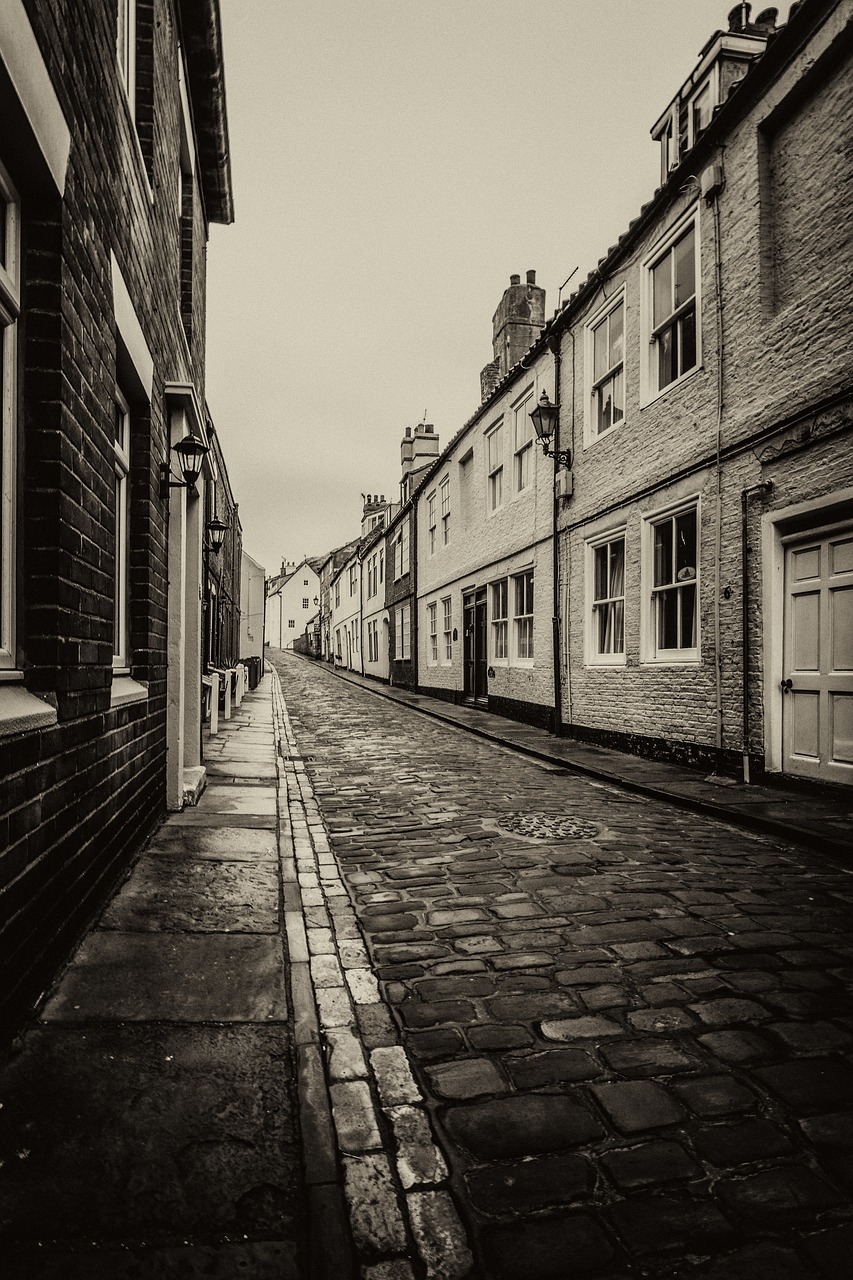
[206,0,746,577]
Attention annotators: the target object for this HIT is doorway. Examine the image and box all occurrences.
[463,588,488,702]
[781,525,853,784]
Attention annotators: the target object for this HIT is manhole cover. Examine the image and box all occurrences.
[494,812,599,840]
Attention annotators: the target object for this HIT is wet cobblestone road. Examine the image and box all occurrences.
[274,653,853,1279]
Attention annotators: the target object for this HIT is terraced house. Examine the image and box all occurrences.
[0,0,235,1028]
[540,0,853,785]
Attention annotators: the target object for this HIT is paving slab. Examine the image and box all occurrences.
[0,1025,302,1244]
[99,855,279,932]
[145,825,278,859]
[40,932,286,1022]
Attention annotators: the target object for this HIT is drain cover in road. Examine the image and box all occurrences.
[494,812,599,840]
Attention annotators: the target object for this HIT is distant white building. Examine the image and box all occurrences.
[266,558,321,649]
[240,551,266,661]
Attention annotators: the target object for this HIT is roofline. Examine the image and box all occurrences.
[398,0,841,497]
[178,0,234,226]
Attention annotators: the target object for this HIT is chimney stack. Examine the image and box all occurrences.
[401,423,440,486]
[479,270,546,401]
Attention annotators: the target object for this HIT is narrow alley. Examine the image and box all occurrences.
[273,651,853,1279]
[1,654,852,1279]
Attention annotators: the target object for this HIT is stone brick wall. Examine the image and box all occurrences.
[555,2,853,771]
[1,0,218,1031]
[416,356,556,715]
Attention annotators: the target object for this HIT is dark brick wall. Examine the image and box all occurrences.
[385,507,417,689]
[1,0,217,1035]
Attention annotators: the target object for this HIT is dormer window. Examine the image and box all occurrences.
[686,76,714,148]
[660,109,679,183]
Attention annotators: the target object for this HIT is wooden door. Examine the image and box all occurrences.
[782,527,853,784]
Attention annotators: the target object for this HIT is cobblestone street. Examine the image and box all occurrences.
[273,651,853,1279]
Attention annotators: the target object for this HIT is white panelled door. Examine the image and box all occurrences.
[782,527,853,784]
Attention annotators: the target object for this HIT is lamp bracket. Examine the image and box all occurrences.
[541,443,573,469]
[159,462,199,500]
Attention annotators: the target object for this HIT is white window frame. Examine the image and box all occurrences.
[440,477,450,545]
[584,289,626,446]
[641,497,701,665]
[513,571,534,663]
[349,565,357,596]
[335,581,340,607]
[585,528,627,667]
[117,0,137,115]
[659,105,679,183]
[379,549,384,584]
[442,596,452,663]
[512,390,534,493]
[685,66,718,149]
[0,160,20,673]
[641,208,701,406]
[401,518,410,575]
[302,597,309,609]
[113,387,131,670]
[485,419,503,513]
[427,491,436,555]
[395,604,411,661]
[491,579,508,663]
[427,602,438,664]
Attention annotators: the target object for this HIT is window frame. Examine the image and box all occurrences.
[112,386,131,671]
[395,603,411,661]
[427,601,438,665]
[584,290,626,446]
[117,0,137,115]
[641,497,701,665]
[485,418,503,513]
[585,528,627,667]
[440,477,450,545]
[685,66,718,149]
[0,160,20,674]
[490,578,508,663]
[641,208,702,405]
[427,491,436,555]
[512,570,534,663]
[442,596,452,663]
[512,390,534,493]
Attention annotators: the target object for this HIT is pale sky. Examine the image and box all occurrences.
[205,0,749,578]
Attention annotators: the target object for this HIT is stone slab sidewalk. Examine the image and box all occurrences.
[323,663,853,860]
[0,675,309,1279]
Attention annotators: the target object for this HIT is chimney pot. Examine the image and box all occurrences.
[526,270,536,285]
[405,426,412,437]
[728,2,751,31]
[510,274,520,286]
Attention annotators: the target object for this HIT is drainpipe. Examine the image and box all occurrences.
[548,334,563,738]
[359,554,365,676]
[741,481,773,784]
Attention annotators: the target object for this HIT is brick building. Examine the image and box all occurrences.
[540,0,853,783]
[414,279,556,726]
[0,0,234,1029]
[203,420,242,672]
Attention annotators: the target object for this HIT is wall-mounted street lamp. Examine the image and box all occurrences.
[206,516,228,553]
[159,435,208,499]
[529,391,572,468]
[313,595,319,606]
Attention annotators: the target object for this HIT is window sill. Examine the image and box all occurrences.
[584,421,625,449]
[110,675,149,708]
[642,654,700,667]
[586,656,627,668]
[640,363,702,410]
[0,685,58,737]
[512,659,535,669]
